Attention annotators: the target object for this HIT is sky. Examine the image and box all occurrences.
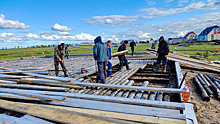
[0,0,220,48]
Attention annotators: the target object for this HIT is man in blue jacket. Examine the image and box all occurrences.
[117,40,130,71]
[107,40,112,76]
[93,36,109,84]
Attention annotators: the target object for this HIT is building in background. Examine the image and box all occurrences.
[184,31,197,42]
[198,25,220,41]
[168,37,184,44]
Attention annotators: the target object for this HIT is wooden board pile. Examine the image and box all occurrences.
[0,64,192,124]
[193,73,220,101]
[146,48,220,73]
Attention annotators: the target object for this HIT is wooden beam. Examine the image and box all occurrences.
[0,74,31,79]
[0,88,185,110]
[23,73,74,82]
[0,79,17,84]
[111,50,129,57]
[0,70,47,74]
[0,83,69,92]
[0,99,115,124]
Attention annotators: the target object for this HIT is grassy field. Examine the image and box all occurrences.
[0,43,219,60]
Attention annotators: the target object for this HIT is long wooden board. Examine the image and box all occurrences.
[0,99,115,124]
[23,73,74,82]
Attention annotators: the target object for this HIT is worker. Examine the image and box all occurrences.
[54,43,68,77]
[130,40,136,56]
[107,40,112,76]
[154,36,169,73]
[151,40,157,49]
[117,40,130,71]
[65,44,70,59]
[93,36,109,84]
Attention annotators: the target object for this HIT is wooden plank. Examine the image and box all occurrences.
[0,88,66,101]
[0,99,115,124]
[21,115,54,124]
[0,88,185,110]
[0,73,31,79]
[111,50,129,57]
[0,92,42,101]
[66,81,183,93]
[0,79,17,84]
[45,98,186,120]
[0,83,69,92]
[0,70,47,74]
[43,104,186,124]
[23,72,74,82]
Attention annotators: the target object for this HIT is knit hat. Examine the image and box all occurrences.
[107,40,112,44]
[94,36,102,44]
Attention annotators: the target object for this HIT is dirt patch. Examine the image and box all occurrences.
[180,63,220,124]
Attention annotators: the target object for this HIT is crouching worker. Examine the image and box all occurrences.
[93,36,109,84]
[154,36,169,73]
[117,40,130,71]
[107,40,112,76]
[54,43,68,77]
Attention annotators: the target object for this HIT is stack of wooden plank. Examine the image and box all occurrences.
[0,65,190,123]
[146,48,220,73]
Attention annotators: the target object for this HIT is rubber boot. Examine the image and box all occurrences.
[163,65,167,73]
[64,72,68,77]
[153,64,160,72]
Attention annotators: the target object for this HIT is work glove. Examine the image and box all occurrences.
[60,60,64,64]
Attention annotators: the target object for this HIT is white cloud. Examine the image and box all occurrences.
[40,31,55,35]
[0,14,30,29]
[51,23,72,32]
[85,1,220,27]
[146,0,156,6]
[111,12,220,41]
[18,30,33,33]
[107,35,119,42]
[85,15,137,27]
[139,1,220,19]
[0,33,25,43]
[41,33,96,41]
[58,31,69,35]
[26,33,40,39]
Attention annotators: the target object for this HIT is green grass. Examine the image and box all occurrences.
[0,43,219,60]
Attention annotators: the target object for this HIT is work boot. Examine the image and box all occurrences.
[153,64,160,72]
[163,65,167,73]
[55,73,58,76]
[64,73,68,77]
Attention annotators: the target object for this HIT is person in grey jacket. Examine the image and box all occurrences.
[93,36,109,84]
[154,36,169,72]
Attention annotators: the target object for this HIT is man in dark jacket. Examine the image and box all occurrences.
[130,40,136,56]
[117,40,130,71]
[93,36,109,84]
[154,36,169,72]
[54,43,68,77]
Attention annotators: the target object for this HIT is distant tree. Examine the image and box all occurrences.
[17,46,19,49]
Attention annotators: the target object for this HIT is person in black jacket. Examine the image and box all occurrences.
[117,40,130,71]
[130,40,136,55]
[154,36,169,72]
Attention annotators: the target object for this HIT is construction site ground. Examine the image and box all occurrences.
[0,55,220,124]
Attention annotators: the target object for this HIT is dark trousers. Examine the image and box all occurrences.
[156,53,167,65]
[54,59,67,76]
[131,47,134,55]
[97,61,107,83]
[117,56,129,71]
[107,61,112,76]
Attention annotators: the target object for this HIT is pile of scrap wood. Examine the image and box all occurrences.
[193,73,220,101]
[146,48,220,73]
[0,68,190,123]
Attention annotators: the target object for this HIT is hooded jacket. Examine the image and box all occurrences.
[157,40,169,55]
[93,37,109,62]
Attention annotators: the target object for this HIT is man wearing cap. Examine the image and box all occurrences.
[154,36,169,73]
[93,36,109,84]
[130,40,136,56]
[117,40,130,71]
[54,43,68,77]
[107,40,112,76]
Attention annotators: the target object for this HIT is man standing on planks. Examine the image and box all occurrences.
[93,36,109,84]
[65,44,70,59]
[54,42,68,77]
[107,40,112,76]
[130,40,136,56]
[154,36,169,73]
[117,40,131,71]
